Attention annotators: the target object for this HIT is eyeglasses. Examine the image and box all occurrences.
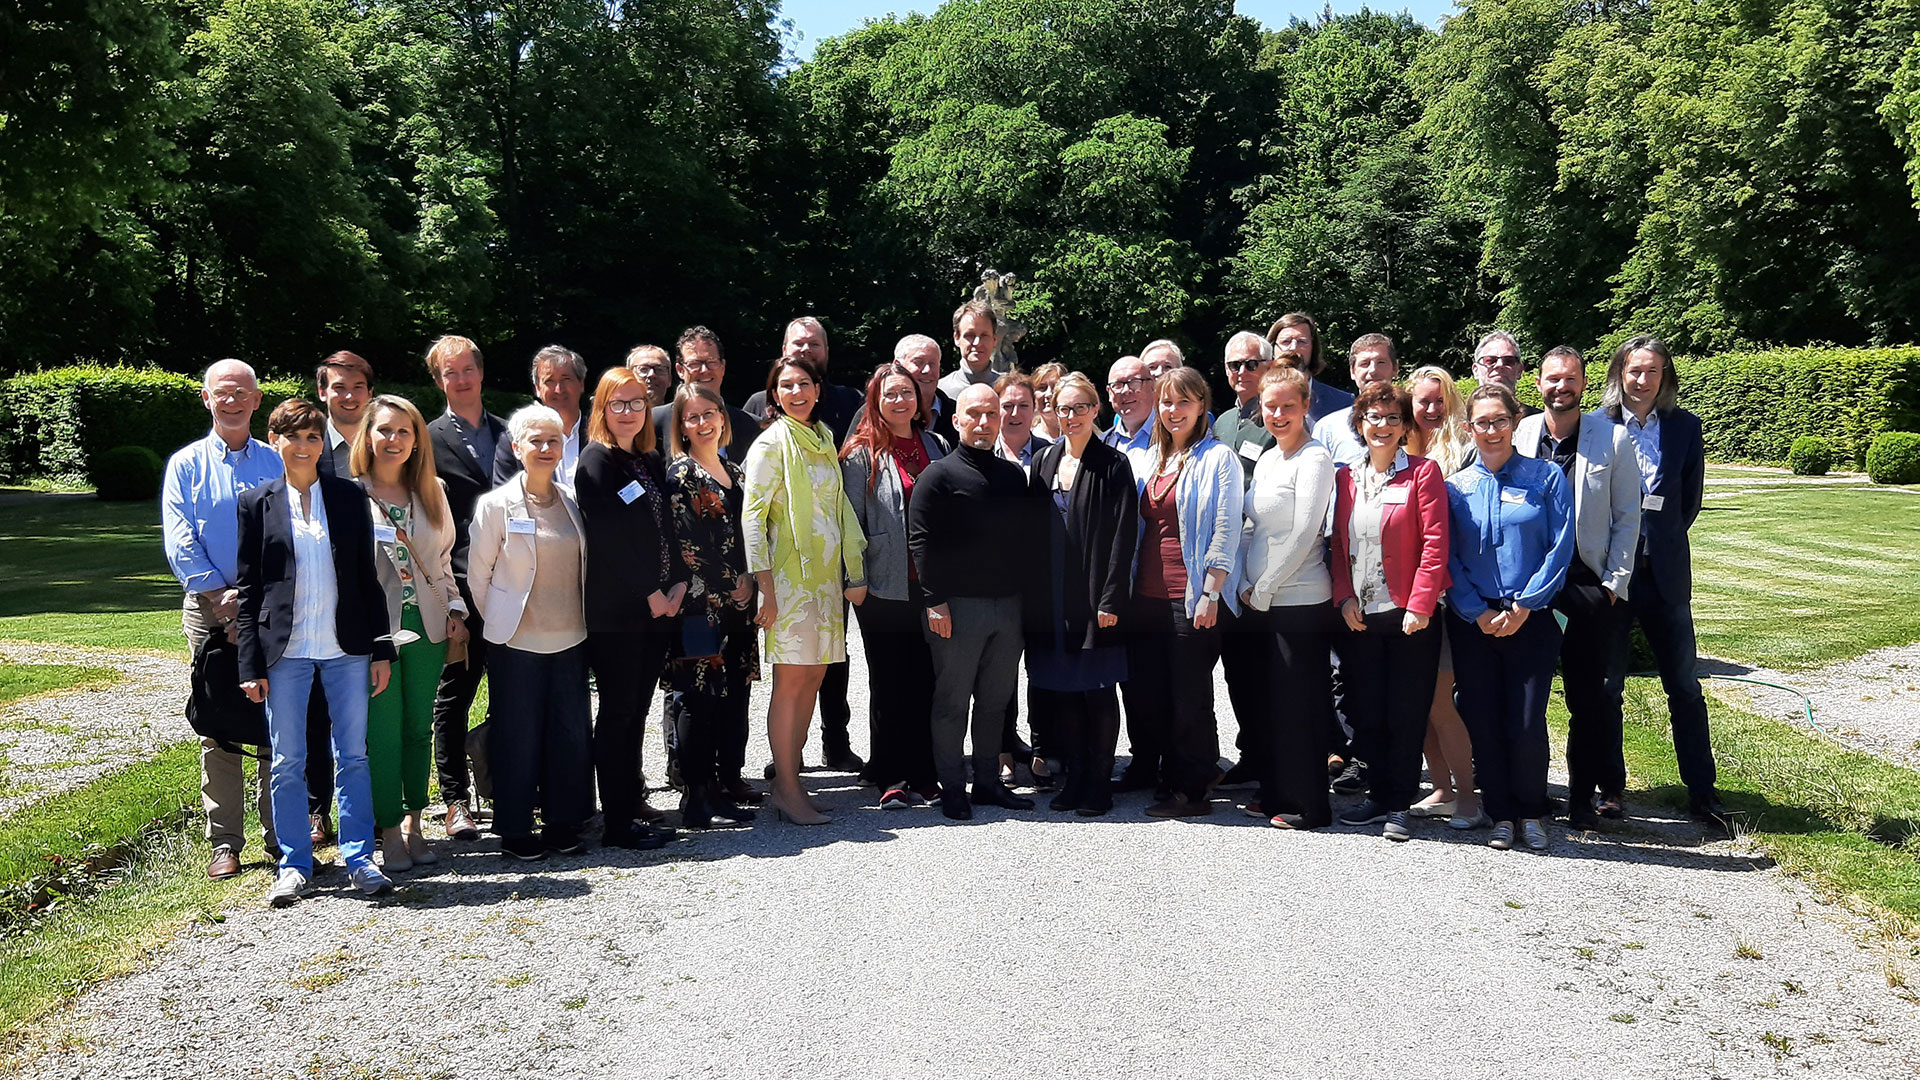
[606,399,648,415]
[879,390,916,404]
[1056,402,1098,418]
[680,360,721,373]
[1108,376,1151,393]
[1224,359,1266,374]
[1478,354,1520,366]
[207,391,254,404]
[681,409,720,427]
[1362,413,1404,427]
[1470,416,1515,433]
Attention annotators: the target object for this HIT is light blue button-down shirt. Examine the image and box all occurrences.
[1624,409,1661,494]
[1102,413,1156,477]
[1444,452,1576,621]
[1311,406,1366,469]
[162,430,285,594]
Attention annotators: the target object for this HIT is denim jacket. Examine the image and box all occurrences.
[1135,433,1246,618]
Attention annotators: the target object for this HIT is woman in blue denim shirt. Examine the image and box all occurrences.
[1129,367,1244,819]
[1445,384,1576,853]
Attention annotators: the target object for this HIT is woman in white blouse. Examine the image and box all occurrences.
[1237,366,1337,829]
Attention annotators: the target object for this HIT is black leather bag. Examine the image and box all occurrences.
[187,630,270,758]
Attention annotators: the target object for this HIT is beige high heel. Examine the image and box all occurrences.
[766,792,831,826]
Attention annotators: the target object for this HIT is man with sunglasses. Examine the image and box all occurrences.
[1312,333,1401,468]
[1472,330,1536,418]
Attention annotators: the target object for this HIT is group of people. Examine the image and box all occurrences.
[163,303,1723,908]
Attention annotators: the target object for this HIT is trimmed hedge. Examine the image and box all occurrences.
[0,366,528,485]
[1866,432,1920,485]
[1674,347,1920,468]
[91,446,164,501]
[1787,436,1832,476]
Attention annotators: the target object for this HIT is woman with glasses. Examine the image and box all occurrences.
[1328,382,1450,842]
[576,366,687,848]
[1236,366,1337,829]
[840,363,948,810]
[663,383,760,828]
[1446,384,1575,852]
[1026,374,1137,816]
[744,355,868,825]
[1130,367,1243,819]
[1030,362,1068,441]
[1405,366,1481,829]
[352,395,465,872]
[991,370,1053,783]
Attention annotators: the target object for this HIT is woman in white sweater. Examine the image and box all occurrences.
[1237,366,1337,829]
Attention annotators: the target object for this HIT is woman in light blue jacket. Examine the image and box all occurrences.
[1128,367,1244,819]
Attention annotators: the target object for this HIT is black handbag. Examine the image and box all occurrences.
[186,630,270,758]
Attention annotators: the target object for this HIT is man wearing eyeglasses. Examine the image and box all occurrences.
[1312,334,1401,468]
[1267,312,1352,423]
[1472,330,1537,418]
[1513,346,1642,830]
[652,326,760,461]
[1100,355,1156,476]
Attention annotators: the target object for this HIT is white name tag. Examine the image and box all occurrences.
[507,517,537,535]
[1642,493,1665,512]
[1382,486,1409,505]
[372,523,398,544]
[1500,487,1529,505]
[618,480,644,504]
[1238,440,1264,462]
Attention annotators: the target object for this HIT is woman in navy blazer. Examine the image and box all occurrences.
[236,399,396,907]
[1328,382,1450,842]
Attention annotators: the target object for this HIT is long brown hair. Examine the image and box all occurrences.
[839,363,924,491]
[587,365,657,453]
[350,395,449,529]
[1147,366,1212,470]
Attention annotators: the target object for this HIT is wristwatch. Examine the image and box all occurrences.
[1203,589,1221,604]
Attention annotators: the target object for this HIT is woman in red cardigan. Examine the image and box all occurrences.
[1329,382,1451,842]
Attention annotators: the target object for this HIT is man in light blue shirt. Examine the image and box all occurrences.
[1312,333,1399,468]
[162,359,284,880]
[1100,355,1155,476]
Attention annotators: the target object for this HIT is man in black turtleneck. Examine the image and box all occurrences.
[908,384,1040,820]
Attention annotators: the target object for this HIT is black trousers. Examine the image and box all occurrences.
[1260,605,1334,826]
[1127,596,1222,801]
[854,591,937,790]
[1450,608,1561,822]
[488,642,591,840]
[1217,601,1271,769]
[586,625,672,834]
[1628,554,1718,800]
[1039,686,1122,811]
[1554,564,1632,803]
[431,607,488,807]
[671,621,753,789]
[1335,609,1443,811]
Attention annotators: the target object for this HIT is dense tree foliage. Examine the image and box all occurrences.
[3,0,1919,385]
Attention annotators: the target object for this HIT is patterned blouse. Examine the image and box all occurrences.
[665,455,759,693]
[375,498,418,609]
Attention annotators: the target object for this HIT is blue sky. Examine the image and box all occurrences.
[776,0,1459,59]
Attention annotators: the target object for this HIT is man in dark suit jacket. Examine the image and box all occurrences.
[236,399,397,904]
[892,333,957,447]
[650,325,761,462]
[422,336,506,839]
[740,317,864,446]
[307,349,376,840]
[1605,335,1724,822]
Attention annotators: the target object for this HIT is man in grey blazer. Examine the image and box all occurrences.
[1515,346,1641,829]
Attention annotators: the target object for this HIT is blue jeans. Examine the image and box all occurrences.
[266,653,374,875]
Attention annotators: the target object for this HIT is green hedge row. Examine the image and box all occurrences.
[0,366,529,485]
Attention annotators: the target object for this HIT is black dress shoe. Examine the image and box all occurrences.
[1048,785,1081,813]
[1566,804,1600,830]
[1114,765,1157,792]
[942,789,973,821]
[824,748,866,773]
[1689,795,1732,823]
[1215,760,1258,789]
[971,783,1035,810]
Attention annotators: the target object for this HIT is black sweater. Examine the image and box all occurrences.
[907,443,1040,607]
[574,441,687,632]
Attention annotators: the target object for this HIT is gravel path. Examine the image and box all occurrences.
[1706,644,1920,771]
[0,641,192,820]
[11,629,1920,1079]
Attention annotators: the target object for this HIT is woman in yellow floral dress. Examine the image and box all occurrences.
[742,355,867,825]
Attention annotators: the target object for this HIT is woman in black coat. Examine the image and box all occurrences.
[1025,373,1139,816]
[575,366,687,849]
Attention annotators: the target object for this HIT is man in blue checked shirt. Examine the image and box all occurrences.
[162,359,285,881]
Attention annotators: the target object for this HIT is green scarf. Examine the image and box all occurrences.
[773,414,836,580]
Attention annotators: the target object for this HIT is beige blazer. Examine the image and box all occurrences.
[361,477,464,644]
[466,472,588,645]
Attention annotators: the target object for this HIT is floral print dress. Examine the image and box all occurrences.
[741,416,866,665]
[665,455,759,694]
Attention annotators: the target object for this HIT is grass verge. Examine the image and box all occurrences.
[0,666,118,710]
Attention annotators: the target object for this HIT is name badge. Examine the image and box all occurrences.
[1238,440,1264,462]
[1382,487,1409,505]
[372,523,398,544]
[1642,493,1665,512]
[507,517,537,535]
[1500,487,1529,505]
[619,480,644,504]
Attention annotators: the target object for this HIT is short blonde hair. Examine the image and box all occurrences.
[425,335,482,381]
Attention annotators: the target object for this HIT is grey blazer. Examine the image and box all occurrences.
[1514,409,1641,598]
[841,431,950,601]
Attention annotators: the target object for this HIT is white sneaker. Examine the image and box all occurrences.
[267,869,313,908]
[349,864,395,896]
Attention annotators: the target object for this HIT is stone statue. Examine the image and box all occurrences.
[971,268,1028,374]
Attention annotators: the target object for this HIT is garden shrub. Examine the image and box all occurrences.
[1787,435,1832,476]
[90,446,165,501]
[1866,432,1920,485]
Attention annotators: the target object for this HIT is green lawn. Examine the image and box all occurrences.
[1692,480,1920,670]
[0,492,182,653]
[0,665,117,709]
